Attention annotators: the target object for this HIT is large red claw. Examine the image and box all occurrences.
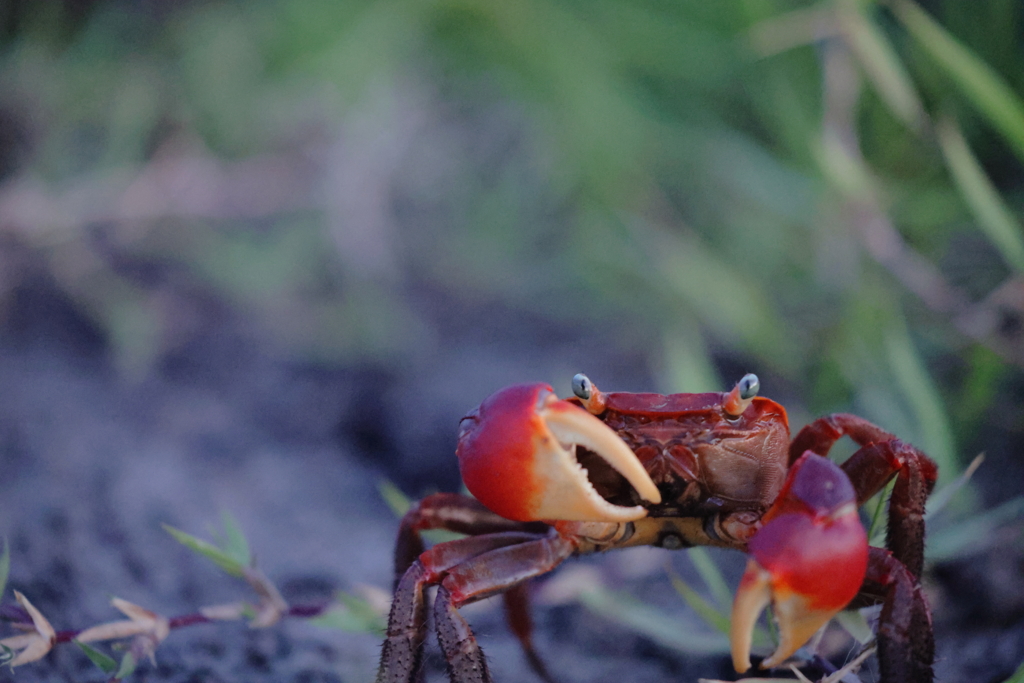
[731,453,868,673]
[456,383,661,523]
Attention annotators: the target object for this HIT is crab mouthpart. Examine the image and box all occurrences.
[534,395,661,522]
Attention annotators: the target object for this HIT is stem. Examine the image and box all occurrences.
[49,599,333,645]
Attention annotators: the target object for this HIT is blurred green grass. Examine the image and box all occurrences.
[5,0,1023,453]
[2,2,1024,660]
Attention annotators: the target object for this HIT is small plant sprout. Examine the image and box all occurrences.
[0,515,386,680]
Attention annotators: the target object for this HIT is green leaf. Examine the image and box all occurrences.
[163,524,246,577]
[377,479,412,518]
[834,609,875,645]
[218,511,253,568]
[0,642,14,665]
[116,651,137,680]
[936,115,1024,273]
[1003,657,1024,683]
[75,641,118,675]
[0,538,10,602]
[867,479,896,546]
[310,591,386,635]
[891,0,1024,162]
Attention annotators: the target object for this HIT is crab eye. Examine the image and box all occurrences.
[738,374,760,400]
[572,373,592,400]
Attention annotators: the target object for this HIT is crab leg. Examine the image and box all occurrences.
[391,492,555,682]
[457,383,661,523]
[393,493,548,581]
[378,531,550,683]
[858,547,934,683]
[731,453,868,673]
[501,583,556,683]
[433,534,577,683]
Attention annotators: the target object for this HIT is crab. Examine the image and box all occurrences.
[377,374,937,683]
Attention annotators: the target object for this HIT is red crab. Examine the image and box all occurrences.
[377,374,937,683]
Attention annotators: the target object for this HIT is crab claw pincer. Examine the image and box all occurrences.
[731,452,868,673]
[456,383,661,523]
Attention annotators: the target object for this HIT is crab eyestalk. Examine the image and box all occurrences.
[731,452,868,673]
[723,373,760,418]
[571,373,607,414]
[457,383,661,523]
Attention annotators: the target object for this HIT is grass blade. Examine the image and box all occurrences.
[926,495,1024,562]
[840,2,924,131]
[661,324,721,395]
[630,217,792,372]
[163,524,246,578]
[926,453,984,519]
[667,567,731,636]
[883,315,956,482]
[748,3,840,57]
[936,115,1024,273]
[377,479,412,518]
[577,584,730,654]
[891,0,1024,162]
[686,547,733,611]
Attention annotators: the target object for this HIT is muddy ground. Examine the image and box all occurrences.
[0,282,1023,683]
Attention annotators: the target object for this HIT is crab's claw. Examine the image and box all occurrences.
[731,452,868,673]
[456,383,661,523]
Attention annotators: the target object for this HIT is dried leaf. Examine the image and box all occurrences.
[2,592,56,666]
[243,567,289,628]
[75,621,148,643]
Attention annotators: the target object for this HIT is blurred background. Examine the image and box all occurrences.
[0,0,1023,681]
